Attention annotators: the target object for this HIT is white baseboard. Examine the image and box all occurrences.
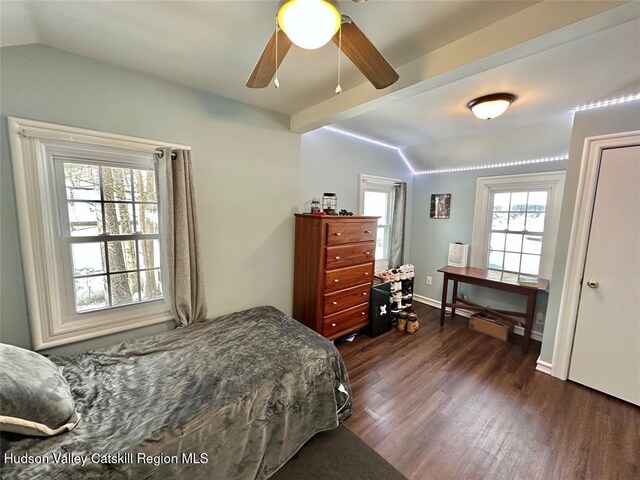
[413,294,544,342]
[535,357,553,375]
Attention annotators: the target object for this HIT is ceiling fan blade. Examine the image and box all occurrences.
[246,29,293,88]
[332,17,399,89]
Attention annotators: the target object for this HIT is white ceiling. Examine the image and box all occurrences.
[0,0,536,115]
[1,1,639,171]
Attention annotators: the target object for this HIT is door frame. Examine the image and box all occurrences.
[551,130,640,379]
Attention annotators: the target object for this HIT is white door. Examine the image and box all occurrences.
[569,145,640,405]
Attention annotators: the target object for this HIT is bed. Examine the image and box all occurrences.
[1,306,352,479]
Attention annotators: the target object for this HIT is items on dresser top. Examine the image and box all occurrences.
[293,214,378,340]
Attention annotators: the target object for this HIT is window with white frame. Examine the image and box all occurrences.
[358,174,398,271]
[9,117,179,350]
[471,172,565,281]
[58,160,162,312]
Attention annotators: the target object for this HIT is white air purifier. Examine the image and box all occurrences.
[448,243,469,267]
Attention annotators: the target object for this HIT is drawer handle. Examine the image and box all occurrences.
[334,279,339,283]
[364,230,372,234]
[365,251,370,255]
[331,323,336,327]
[335,232,342,236]
[362,292,367,296]
[332,301,338,305]
[361,312,366,316]
[335,256,340,260]
[364,272,369,276]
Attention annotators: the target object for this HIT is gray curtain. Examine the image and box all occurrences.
[389,182,407,268]
[155,148,207,327]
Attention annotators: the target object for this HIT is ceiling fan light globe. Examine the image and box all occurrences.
[278,0,341,50]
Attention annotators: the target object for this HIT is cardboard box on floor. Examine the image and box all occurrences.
[469,314,512,341]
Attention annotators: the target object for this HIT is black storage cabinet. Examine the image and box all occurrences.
[368,282,392,337]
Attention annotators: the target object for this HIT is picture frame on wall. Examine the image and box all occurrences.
[430,193,451,219]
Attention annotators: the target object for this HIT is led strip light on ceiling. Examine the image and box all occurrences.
[321,93,640,175]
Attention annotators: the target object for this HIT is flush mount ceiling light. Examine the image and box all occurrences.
[277,0,341,50]
[467,93,517,120]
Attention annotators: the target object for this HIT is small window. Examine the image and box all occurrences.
[359,174,399,271]
[471,172,565,280]
[487,190,547,276]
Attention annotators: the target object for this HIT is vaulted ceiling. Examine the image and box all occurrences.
[2,1,639,170]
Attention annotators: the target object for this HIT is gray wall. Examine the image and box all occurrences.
[1,45,301,355]
[539,101,640,363]
[409,161,567,336]
[300,128,414,259]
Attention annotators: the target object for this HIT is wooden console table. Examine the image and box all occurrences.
[437,266,549,353]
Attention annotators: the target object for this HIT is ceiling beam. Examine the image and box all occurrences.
[290,1,638,133]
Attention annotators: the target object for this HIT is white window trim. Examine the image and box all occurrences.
[358,174,400,272]
[470,171,565,280]
[8,117,189,350]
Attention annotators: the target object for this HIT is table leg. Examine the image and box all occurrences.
[440,275,449,326]
[451,280,459,319]
[523,292,536,353]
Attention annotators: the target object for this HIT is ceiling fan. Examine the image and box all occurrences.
[246,0,399,91]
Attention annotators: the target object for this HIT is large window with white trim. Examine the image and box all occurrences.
[471,172,565,281]
[9,117,177,349]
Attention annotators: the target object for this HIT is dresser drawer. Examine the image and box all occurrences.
[324,283,370,316]
[324,263,374,293]
[326,221,377,245]
[323,303,369,338]
[325,243,375,270]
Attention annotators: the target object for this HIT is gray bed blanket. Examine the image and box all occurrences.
[1,306,352,479]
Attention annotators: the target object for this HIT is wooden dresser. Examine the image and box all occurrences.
[293,214,378,340]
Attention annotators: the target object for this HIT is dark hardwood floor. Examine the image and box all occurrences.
[337,303,640,480]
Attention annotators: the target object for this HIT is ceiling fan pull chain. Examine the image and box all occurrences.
[274,17,280,89]
[335,22,342,94]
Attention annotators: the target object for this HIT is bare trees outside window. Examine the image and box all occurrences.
[63,161,162,312]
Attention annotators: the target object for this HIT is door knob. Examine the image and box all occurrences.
[334,279,339,283]
[332,301,338,305]
[335,256,340,260]
[331,323,336,327]
[586,280,599,288]
[335,232,341,236]
[364,230,372,234]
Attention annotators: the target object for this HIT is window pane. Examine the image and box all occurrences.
[138,240,160,269]
[135,204,159,234]
[71,242,106,276]
[505,233,523,252]
[491,213,508,230]
[526,212,545,232]
[488,251,504,269]
[74,276,108,312]
[104,202,134,234]
[134,170,157,202]
[521,254,540,275]
[102,167,132,201]
[140,269,163,301]
[489,232,505,250]
[493,192,510,212]
[107,241,137,272]
[376,227,386,260]
[527,191,547,212]
[110,272,139,306]
[504,252,521,272]
[68,201,103,236]
[364,191,389,224]
[64,163,100,200]
[508,212,525,231]
[510,192,528,212]
[523,235,543,254]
